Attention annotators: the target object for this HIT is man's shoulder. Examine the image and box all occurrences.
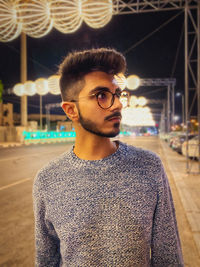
[120,141,165,184]
[33,149,72,190]
[120,141,161,165]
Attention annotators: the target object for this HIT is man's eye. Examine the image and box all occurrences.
[97,92,107,100]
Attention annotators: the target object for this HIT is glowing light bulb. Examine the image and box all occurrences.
[82,0,113,28]
[48,75,60,95]
[137,96,147,106]
[50,0,82,33]
[24,81,36,96]
[16,0,53,38]
[35,78,49,95]
[0,0,22,42]
[13,83,25,96]
[114,73,127,90]
[127,75,140,90]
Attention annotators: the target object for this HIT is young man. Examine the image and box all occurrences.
[33,48,184,266]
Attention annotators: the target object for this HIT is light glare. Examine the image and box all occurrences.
[35,78,49,95]
[126,75,140,90]
[48,75,60,95]
[13,83,25,96]
[122,107,155,126]
[114,73,127,90]
[24,81,36,96]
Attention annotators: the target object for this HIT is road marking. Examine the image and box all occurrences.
[0,177,32,191]
[0,150,66,163]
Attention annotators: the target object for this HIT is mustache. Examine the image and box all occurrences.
[105,112,122,121]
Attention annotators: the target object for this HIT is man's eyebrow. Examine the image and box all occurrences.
[89,86,121,94]
[89,86,110,94]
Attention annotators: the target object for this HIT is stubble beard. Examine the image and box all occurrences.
[78,111,120,138]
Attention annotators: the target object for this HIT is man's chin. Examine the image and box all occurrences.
[78,114,120,138]
[90,128,120,138]
[102,128,120,138]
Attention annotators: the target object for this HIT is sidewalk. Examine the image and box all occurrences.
[0,142,23,148]
[0,138,75,148]
[160,140,200,264]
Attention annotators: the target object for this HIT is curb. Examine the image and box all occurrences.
[0,139,76,148]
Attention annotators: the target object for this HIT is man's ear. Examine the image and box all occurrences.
[62,102,79,121]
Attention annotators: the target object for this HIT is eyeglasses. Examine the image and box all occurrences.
[70,88,128,109]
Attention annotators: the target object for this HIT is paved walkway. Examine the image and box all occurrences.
[0,142,23,148]
[161,140,200,265]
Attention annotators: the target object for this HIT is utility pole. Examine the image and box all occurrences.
[20,32,27,127]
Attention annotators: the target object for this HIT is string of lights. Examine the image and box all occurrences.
[0,0,113,42]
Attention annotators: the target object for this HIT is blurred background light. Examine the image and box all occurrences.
[13,83,25,96]
[122,107,155,126]
[24,81,36,96]
[126,75,140,90]
[129,95,138,107]
[114,73,127,90]
[137,96,147,106]
[48,75,60,95]
[35,78,49,95]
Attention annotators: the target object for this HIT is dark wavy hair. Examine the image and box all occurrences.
[58,48,126,101]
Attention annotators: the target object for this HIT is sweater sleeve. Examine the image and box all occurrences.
[33,174,61,267]
[151,162,184,266]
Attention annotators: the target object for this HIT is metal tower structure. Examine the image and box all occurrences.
[113,0,199,173]
[140,78,176,133]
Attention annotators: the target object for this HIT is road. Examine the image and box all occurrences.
[0,136,199,266]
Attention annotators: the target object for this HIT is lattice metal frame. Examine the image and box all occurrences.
[184,1,200,173]
[113,0,197,14]
[140,78,176,133]
[113,0,199,173]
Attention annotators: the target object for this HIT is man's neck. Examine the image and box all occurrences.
[73,133,118,160]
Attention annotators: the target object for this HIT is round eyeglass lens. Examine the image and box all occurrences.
[97,91,113,109]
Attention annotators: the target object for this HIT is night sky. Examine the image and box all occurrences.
[0,9,185,119]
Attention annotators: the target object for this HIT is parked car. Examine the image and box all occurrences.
[182,136,200,159]
[168,132,186,147]
[172,134,196,154]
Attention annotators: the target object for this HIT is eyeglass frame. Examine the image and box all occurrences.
[69,87,128,109]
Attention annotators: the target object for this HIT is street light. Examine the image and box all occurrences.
[35,78,49,130]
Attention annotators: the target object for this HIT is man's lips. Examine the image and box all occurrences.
[105,112,122,121]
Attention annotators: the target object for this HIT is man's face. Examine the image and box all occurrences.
[77,71,123,138]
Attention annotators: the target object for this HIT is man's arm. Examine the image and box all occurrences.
[33,176,61,267]
[151,163,184,266]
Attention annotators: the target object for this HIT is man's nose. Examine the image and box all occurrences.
[111,95,123,110]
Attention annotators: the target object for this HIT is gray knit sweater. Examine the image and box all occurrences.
[33,141,184,266]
